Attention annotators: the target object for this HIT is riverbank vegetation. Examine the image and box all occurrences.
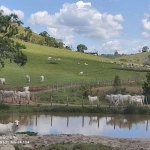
[0,102,150,115]
[14,143,112,150]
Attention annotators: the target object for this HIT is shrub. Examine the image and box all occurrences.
[124,105,137,114]
[0,102,10,110]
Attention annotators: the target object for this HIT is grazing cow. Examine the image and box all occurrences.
[84,63,88,65]
[0,78,6,85]
[0,120,19,136]
[0,90,15,103]
[79,72,83,75]
[26,75,30,82]
[14,91,30,104]
[88,95,99,107]
[40,76,44,82]
[47,57,51,60]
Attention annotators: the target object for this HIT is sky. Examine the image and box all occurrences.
[1,0,150,55]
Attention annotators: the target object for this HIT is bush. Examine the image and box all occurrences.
[124,105,137,114]
[0,102,10,110]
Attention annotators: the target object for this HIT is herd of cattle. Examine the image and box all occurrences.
[87,94,146,107]
[0,86,31,105]
[105,94,146,106]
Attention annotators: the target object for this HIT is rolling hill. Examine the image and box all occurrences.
[0,38,148,88]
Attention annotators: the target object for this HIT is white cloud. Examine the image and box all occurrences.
[28,1,124,45]
[101,40,127,54]
[131,45,144,53]
[47,27,74,46]
[0,6,24,19]
[141,31,150,37]
[142,18,150,30]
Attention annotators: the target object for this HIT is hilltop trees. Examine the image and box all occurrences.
[0,10,27,68]
[77,44,87,53]
[142,46,149,52]
[39,31,64,48]
[24,27,32,42]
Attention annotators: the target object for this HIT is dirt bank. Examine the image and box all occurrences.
[12,134,150,150]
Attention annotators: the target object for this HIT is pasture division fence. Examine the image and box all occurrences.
[34,94,90,107]
[0,77,146,92]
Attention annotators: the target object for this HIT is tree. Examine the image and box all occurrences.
[77,44,87,53]
[114,50,119,56]
[24,26,32,42]
[142,46,149,52]
[113,75,121,87]
[142,72,150,104]
[0,10,27,68]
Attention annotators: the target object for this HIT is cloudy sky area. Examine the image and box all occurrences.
[1,0,150,54]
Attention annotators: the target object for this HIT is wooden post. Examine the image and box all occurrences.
[146,96,148,106]
[50,95,52,107]
[63,85,66,93]
[67,96,68,106]
[35,96,38,104]
[82,96,84,107]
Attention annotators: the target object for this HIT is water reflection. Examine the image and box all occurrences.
[0,113,150,138]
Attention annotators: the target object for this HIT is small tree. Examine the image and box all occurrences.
[142,72,150,104]
[112,75,122,94]
[113,75,121,87]
[142,46,149,52]
[77,44,87,53]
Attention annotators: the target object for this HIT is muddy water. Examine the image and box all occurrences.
[1,113,150,138]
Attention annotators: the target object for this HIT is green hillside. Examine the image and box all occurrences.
[0,39,148,88]
[115,52,150,65]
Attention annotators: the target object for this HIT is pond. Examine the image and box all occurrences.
[1,113,150,138]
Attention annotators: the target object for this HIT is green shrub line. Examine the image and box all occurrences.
[14,143,112,150]
[0,103,150,115]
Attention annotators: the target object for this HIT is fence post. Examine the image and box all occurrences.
[66,96,68,106]
[146,96,148,106]
[82,96,84,107]
[50,95,52,107]
[36,96,38,104]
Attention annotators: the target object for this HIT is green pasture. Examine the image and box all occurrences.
[0,40,148,88]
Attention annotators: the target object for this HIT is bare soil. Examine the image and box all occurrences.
[12,134,150,150]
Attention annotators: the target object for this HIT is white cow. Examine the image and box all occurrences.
[0,90,15,103]
[23,86,29,91]
[131,96,143,106]
[0,120,19,136]
[0,78,6,85]
[79,72,83,75]
[84,63,88,65]
[26,75,30,82]
[118,94,132,104]
[40,76,44,82]
[105,94,119,106]
[105,94,124,107]
[14,91,30,104]
[88,95,99,107]
[47,57,51,60]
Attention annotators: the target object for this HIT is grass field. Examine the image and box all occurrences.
[0,39,148,88]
